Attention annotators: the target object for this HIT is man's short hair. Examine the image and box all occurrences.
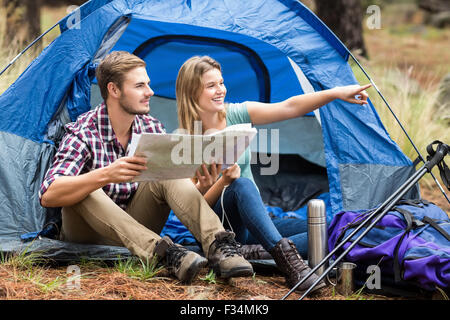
[96,51,146,100]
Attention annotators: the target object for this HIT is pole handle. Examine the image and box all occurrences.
[425,141,449,191]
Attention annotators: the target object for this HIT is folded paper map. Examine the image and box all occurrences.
[128,123,257,181]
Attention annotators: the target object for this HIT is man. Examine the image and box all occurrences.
[39,51,253,283]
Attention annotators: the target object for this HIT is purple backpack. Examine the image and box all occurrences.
[328,199,450,291]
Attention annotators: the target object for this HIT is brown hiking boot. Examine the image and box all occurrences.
[154,236,207,284]
[269,238,326,293]
[238,244,272,260]
[208,231,254,278]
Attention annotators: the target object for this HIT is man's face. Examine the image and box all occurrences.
[117,67,154,115]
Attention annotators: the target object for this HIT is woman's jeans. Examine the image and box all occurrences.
[212,177,308,256]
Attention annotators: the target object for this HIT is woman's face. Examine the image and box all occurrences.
[197,68,227,114]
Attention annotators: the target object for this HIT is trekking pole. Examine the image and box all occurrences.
[296,142,449,300]
[281,164,426,300]
[281,142,449,300]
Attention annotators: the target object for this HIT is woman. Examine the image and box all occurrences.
[175,55,370,292]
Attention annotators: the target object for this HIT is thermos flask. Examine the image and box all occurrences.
[307,199,328,276]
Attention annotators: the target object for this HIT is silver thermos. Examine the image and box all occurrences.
[307,199,328,276]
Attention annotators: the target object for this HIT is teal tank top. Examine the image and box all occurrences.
[225,102,256,187]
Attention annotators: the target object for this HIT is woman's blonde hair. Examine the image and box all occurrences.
[176,56,226,133]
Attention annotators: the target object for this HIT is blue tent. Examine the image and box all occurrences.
[0,0,419,260]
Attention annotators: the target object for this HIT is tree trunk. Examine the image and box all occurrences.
[315,0,367,57]
[1,0,42,49]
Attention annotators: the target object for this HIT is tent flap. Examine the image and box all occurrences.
[0,132,55,238]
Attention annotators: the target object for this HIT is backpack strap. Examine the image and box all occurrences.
[412,156,422,168]
[426,140,450,190]
[422,216,450,242]
[391,207,425,282]
[334,209,378,252]
[392,206,450,282]
[393,230,409,283]
[393,207,425,229]
[396,199,433,207]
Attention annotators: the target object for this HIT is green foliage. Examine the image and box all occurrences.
[0,248,68,294]
[199,269,217,284]
[114,256,164,281]
[0,248,46,271]
[26,269,66,294]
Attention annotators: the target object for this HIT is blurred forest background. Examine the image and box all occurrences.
[0,0,449,207]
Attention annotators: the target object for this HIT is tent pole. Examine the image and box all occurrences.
[0,21,61,77]
[0,0,93,78]
[349,53,450,204]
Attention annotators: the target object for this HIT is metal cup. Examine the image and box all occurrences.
[327,262,356,296]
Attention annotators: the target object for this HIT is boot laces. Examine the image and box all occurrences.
[166,245,188,270]
[284,241,308,272]
[216,234,242,258]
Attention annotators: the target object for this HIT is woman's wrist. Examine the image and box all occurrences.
[216,176,229,188]
[327,87,341,100]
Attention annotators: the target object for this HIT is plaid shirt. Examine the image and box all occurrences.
[39,102,165,209]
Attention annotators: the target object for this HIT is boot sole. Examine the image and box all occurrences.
[294,280,327,295]
[180,257,208,284]
[213,265,254,279]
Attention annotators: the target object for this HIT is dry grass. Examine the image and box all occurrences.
[0,260,409,301]
[354,3,450,214]
[351,17,450,190]
[353,61,449,185]
[363,5,450,89]
[420,182,450,215]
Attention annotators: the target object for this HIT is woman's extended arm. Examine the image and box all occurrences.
[246,84,371,125]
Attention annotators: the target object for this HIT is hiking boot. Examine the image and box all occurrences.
[238,244,272,260]
[269,238,326,293]
[154,236,207,284]
[207,231,254,278]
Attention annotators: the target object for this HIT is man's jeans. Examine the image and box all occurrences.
[212,177,309,256]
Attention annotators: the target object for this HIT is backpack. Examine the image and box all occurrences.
[328,199,450,292]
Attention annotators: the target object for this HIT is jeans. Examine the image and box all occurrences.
[212,177,309,256]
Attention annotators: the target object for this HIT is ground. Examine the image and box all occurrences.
[0,183,447,301]
[0,260,412,301]
[420,183,450,214]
